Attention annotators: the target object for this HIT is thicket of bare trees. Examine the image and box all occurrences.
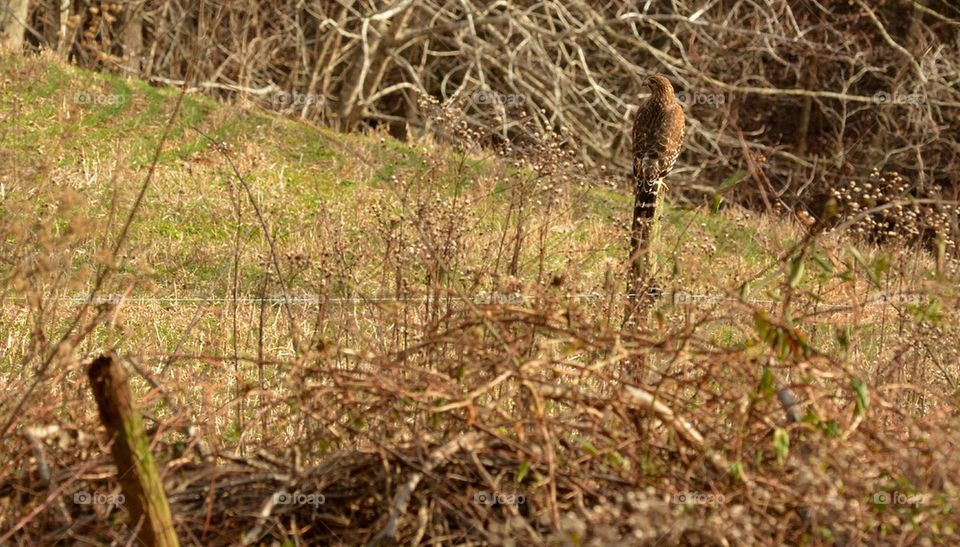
[11,1,960,231]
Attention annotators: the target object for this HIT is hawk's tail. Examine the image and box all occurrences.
[632,177,660,224]
[630,177,663,255]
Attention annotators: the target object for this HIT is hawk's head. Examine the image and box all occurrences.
[645,75,676,102]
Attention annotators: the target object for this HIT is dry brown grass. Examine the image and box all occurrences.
[1,55,959,545]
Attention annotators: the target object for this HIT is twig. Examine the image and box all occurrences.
[367,432,486,546]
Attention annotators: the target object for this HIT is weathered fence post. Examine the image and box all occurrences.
[87,355,179,547]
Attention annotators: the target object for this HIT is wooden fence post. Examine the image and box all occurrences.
[87,355,179,547]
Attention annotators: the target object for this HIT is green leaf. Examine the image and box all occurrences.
[847,246,886,288]
[801,409,820,426]
[852,379,869,416]
[773,428,790,464]
[605,452,630,470]
[711,193,724,213]
[577,437,599,457]
[776,329,790,359]
[848,245,867,267]
[718,169,748,192]
[759,367,776,396]
[753,313,771,343]
[729,461,744,481]
[814,254,834,274]
[788,257,805,289]
[516,460,530,483]
[872,254,891,278]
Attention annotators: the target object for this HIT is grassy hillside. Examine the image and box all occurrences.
[0,52,817,296]
[1,54,948,366]
[2,54,958,545]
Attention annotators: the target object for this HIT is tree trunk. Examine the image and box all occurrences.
[0,0,30,51]
[119,0,144,73]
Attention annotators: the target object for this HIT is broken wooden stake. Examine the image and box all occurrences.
[87,354,179,547]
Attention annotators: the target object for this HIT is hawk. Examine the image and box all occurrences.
[626,75,685,318]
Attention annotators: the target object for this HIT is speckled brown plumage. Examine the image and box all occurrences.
[632,76,685,197]
[627,75,684,314]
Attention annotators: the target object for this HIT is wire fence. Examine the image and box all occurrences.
[0,290,918,309]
